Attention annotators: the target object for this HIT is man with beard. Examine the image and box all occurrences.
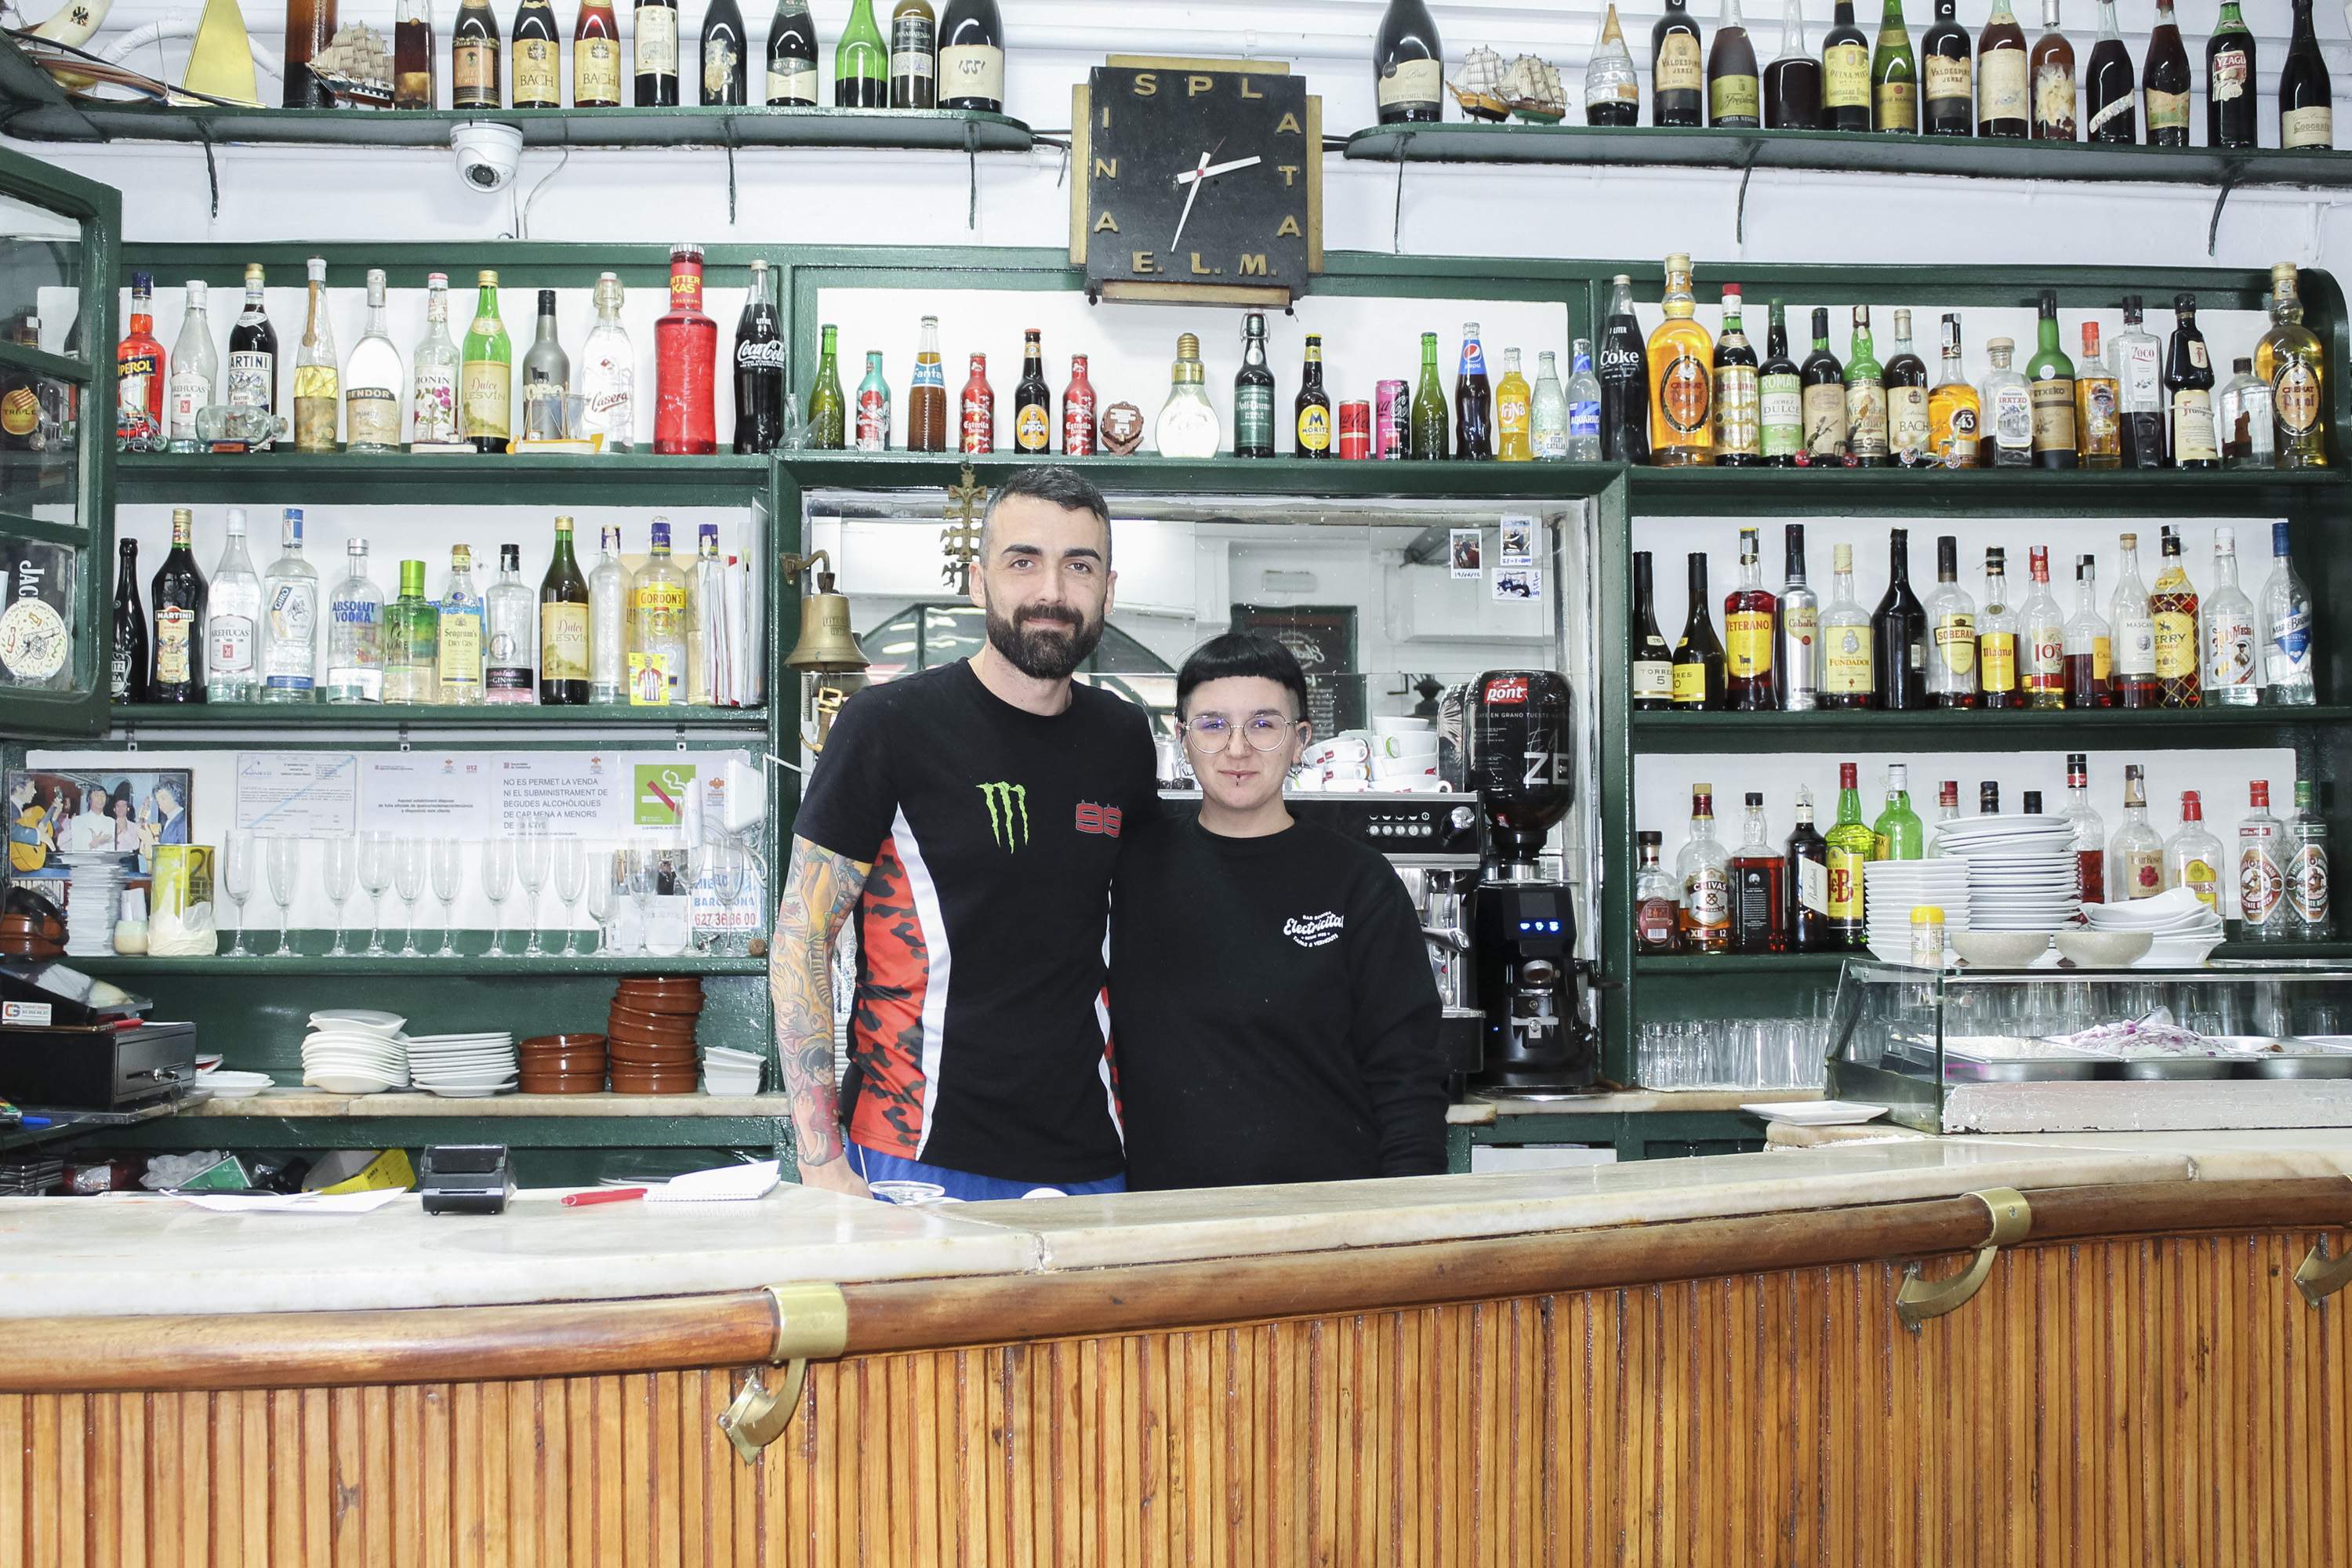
[773,465,1159,1200]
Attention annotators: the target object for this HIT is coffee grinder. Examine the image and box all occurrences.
[1462,669,1600,1093]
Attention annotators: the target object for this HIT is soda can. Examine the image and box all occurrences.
[1338,401,1372,459]
[1374,381,1408,460]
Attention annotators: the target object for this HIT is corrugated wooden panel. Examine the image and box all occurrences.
[8,1232,2350,1566]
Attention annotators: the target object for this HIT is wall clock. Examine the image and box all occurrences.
[1069,58,1323,308]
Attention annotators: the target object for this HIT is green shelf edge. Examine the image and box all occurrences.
[109,701,766,730]
[1633,705,2352,753]
[82,1114,791,1149]
[1628,465,2347,517]
[117,449,772,506]
[67,953,767,977]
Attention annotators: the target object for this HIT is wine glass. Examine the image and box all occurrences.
[321,837,358,956]
[626,839,676,956]
[428,837,463,958]
[703,839,748,954]
[481,837,515,957]
[554,837,588,956]
[583,847,619,954]
[517,820,552,958]
[221,830,256,958]
[356,831,394,958]
[264,837,300,957]
[392,837,428,958]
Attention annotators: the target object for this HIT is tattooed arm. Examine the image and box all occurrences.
[771,833,874,1196]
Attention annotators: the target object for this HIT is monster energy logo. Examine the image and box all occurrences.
[977,781,1029,851]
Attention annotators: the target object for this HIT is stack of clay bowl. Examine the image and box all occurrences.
[606,977,702,1095]
[517,1032,608,1094]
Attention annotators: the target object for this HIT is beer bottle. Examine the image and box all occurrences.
[907,314,946,452]
[1294,334,1332,458]
[855,351,891,452]
[805,322,845,450]
[1013,328,1051,453]
[1233,312,1275,459]
[1454,321,1494,460]
[1410,332,1449,459]
[959,353,994,453]
[1062,354,1097,456]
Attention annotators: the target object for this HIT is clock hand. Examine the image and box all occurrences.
[1176,154,1264,183]
[1168,150,1211,253]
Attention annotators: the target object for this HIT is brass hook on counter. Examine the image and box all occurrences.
[717,1282,849,1464]
[1896,1187,2032,1334]
[2293,1237,2352,1308]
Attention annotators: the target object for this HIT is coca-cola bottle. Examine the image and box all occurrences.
[959,352,994,454]
[1062,354,1097,455]
[1598,273,1651,463]
[730,257,783,453]
[654,242,717,454]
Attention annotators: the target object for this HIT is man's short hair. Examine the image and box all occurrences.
[1176,632,1311,721]
[979,464,1113,564]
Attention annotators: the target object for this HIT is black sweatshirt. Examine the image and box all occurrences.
[1108,815,1449,1190]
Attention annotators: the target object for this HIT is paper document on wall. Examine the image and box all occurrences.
[234,753,359,837]
[359,753,496,836]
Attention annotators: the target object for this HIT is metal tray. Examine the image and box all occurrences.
[2249,1054,2352,1080]
[1940,1056,2110,1083]
[2121,1058,2239,1080]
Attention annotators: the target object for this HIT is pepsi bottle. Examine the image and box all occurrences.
[1454,322,1494,459]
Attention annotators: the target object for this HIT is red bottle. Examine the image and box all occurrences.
[959,353,994,455]
[654,243,717,455]
[1061,354,1097,455]
[1722,525,1780,711]
[116,270,165,448]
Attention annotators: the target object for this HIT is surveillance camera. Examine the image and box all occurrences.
[452,121,524,193]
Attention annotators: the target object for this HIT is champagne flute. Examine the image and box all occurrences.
[392,837,428,958]
[517,819,552,958]
[583,847,618,954]
[428,837,463,958]
[222,829,256,958]
[481,837,515,957]
[706,839,748,955]
[264,837,300,957]
[554,837,588,956]
[356,830,394,958]
[321,836,358,956]
[626,839,669,956]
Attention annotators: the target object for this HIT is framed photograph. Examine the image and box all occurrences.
[7,766,195,907]
[1492,568,1543,603]
[1498,516,1535,568]
[1450,528,1483,579]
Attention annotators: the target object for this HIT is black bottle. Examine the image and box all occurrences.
[1872,527,1929,710]
[633,0,678,103]
[1786,791,1833,952]
[764,0,818,104]
[698,0,749,104]
[1652,0,1705,126]
[1672,552,1726,710]
[935,0,1003,112]
[1294,335,1332,458]
[509,0,560,107]
[731,263,784,454]
[1820,0,1872,130]
[2205,0,2257,148]
[1015,327,1054,455]
[2278,0,2333,149]
[1798,307,1847,469]
[1373,0,1445,124]
[1631,550,1675,712]
[1454,326,1494,460]
[1759,302,1800,467]
[2082,6,2136,142]
[1598,276,1651,464]
[2165,293,2218,470]
[1920,0,1973,134]
[148,510,207,705]
[110,539,148,704]
[2140,0,2192,146]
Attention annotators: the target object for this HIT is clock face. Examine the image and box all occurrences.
[1076,65,1318,297]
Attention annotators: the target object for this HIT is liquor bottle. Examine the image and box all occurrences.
[766,0,819,103]
[459,270,511,455]
[325,538,385,704]
[1871,0,1918,131]
[2203,526,2259,706]
[1630,550,1675,712]
[2109,763,2163,899]
[383,561,440,706]
[1635,832,1680,953]
[1821,0,1872,129]
[574,0,621,104]
[2113,294,2165,466]
[395,0,437,107]
[166,280,216,453]
[1874,528,1929,709]
[1532,350,1570,459]
[1723,526,1778,710]
[2140,0,2190,145]
[225,263,278,449]
[1918,0,1969,132]
[1711,285,1761,466]
[2279,0,2333,148]
[111,540,148,704]
[2111,532,2158,707]
[575,274,633,452]
[483,543,535,704]
[1647,256,1713,466]
[2164,790,2224,912]
[1677,786,1733,953]
[2256,265,2326,468]
[1978,336,2032,466]
[1454,323,1495,460]
[1155,336,1218,459]
[1295,336,1334,458]
[2082,0,2133,141]
[1673,551,1726,710]
[339,270,402,455]
[1774,524,1819,711]
[909,314,947,452]
[1598,278,1650,463]
[1875,307,1928,466]
[655,246,718,455]
[686,523,724,704]
[259,510,318,703]
[586,529,630,704]
[149,509,208,705]
[512,0,560,107]
[282,0,335,106]
[1758,302,1802,466]
[2020,545,2066,709]
[731,260,785,454]
[1376,0,1446,125]
[2073,323,2121,467]
[1232,315,1275,459]
[2165,295,2218,470]
[1798,307,1847,466]
[2060,755,2106,902]
[438,544,485,705]
[935,0,1001,111]
[454,0,503,107]
[1820,543,1874,709]
[854,352,891,452]
[2150,524,2201,707]
[206,508,262,703]
[634,0,678,103]
[959,350,995,453]
[1730,793,1788,954]
[2288,779,2334,938]
[1978,780,2002,815]
[1933,782,1964,841]
[538,516,590,705]
[115,271,165,451]
[518,289,569,444]
[2237,780,2288,939]
[1825,764,1875,948]
[1566,342,1604,460]
[2261,522,2315,705]
[2031,0,2075,136]
[1762,0,1821,125]
[1925,534,1979,708]
[1653,0,1705,126]
[289,256,339,455]
[2024,292,2077,469]
[2205,0,2256,147]
[1976,546,2020,709]
[1710,0,1762,127]
[1410,332,1450,459]
[409,273,460,447]
[1494,348,1532,461]
[1840,307,1888,466]
[1871,764,1926,860]
[889,0,937,107]
[835,0,887,105]
[2219,358,2273,468]
[700,0,748,104]
[1926,313,1980,467]
[630,520,688,702]
[1975,0,2028,133]
[1062,354,1097,456]
[804,322,846,450]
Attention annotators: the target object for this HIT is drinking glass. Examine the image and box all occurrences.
[321,837,358,956]
[705,840,748,955]
[356,831,394,958]
[222,830,256,958]
[428,837,463,958]
[554,837,588,956]
[481,838,515,956]
[263,837,300,957]
[584,848,619,954]
[629,839,684,957]
[517,820,552,958]
[392,837,428,958]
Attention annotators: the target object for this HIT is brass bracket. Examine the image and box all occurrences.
[715,1282,850,1465]
[1896,1186,2032,1334]
[779,548,833,586]
[2294,1237,2352,1308]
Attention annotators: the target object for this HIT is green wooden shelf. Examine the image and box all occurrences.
[2213,940,2352,961]
[118,448,772,507]
[111,700,765,730]
[82,1114,788,1150]
[1633,705,2352,753]
[1628,465,2347,517]
[782,451,1627,499]
[1635,953,1852,975]
[69,953,764,978]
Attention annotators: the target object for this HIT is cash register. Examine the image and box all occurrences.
[0,960,198,1112]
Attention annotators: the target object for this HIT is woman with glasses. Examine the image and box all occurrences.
[1109,633,1447,1192]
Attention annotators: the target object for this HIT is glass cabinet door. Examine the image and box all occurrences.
[0,143,117,738]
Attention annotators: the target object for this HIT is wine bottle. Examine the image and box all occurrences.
[2082,0,2134,141]
[1708,0,1762,128]
[1919,0,1972,134]
[936,0,1003,111]
[1820,0,1872,129]
[510,0,560,107]
[1673,552,1726,710]
[836,0,887,106]
[150,508,209,705]
[633,0,681,104]
[765,0,818,103]
[1374,0,1445,125]
[1631,550,1675,712]
[538,516,591,705]
[2140,0,2191,147]
[111,539,149,704]
[1873,526,1929,710]
[1653,0,1706,126]
[699,0,749,103]
[2278,0,2334,149]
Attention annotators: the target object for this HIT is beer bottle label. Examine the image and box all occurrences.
[1015,402,1051,452]
[1235,385,1274,448]
[1297,403,1330,452]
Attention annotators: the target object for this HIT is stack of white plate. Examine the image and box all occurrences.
[1862,858,1971,960]
[2084,887,2227,966]
[1933,815,2082,933]
[301,1008,409,1094]
[195,1067,275,1102]
[57,852,126,956]
[701,1046,765,1096]
[406,1032,519,1098]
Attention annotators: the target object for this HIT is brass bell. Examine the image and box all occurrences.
[783,551,869,674]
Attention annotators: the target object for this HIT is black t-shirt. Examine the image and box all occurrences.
[1109,815,1448,1191]
[792,659,1160,1184]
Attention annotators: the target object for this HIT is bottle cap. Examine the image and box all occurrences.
[1637,829,1661,846]
[428,271,448,287]
[478,269,498,285]
[1833,543,1853,571]
[1840,762,1857,788]
[1911,906,1944,923]
[1888,763,1909,787]
[1745,792,1763,807]
[1940,780,1959,806]
[1987,336,2014,353]
[2183,790,2203,820]
[2273,262,2299,284]
[132,270,153,293]
[2252,781,2271,807]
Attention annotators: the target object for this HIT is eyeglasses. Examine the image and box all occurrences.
[1181,713,1303,753]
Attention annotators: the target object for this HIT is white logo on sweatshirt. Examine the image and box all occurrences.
[1284,911,1345,949]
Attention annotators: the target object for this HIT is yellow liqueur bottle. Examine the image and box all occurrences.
[1646,252,1716,466]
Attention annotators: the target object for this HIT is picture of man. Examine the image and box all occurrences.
[772,465,1160,1202]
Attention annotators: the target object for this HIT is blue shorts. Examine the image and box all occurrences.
[848,1143,1127,1203]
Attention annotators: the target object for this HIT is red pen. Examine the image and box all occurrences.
[561,1188,647,1207]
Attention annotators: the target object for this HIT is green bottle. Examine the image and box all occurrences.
[1870,0,1918,131]
[808,323,846,450]
[1871,762,1925,861]
[459,269,512,454]
[1843,304,1888,467]
[855,350,891,451]
[834,0,886,107]
[1824,760,1877,948]
[1410,332,1449,459]
[383,559,441,706]
[2024,290,2079,470]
